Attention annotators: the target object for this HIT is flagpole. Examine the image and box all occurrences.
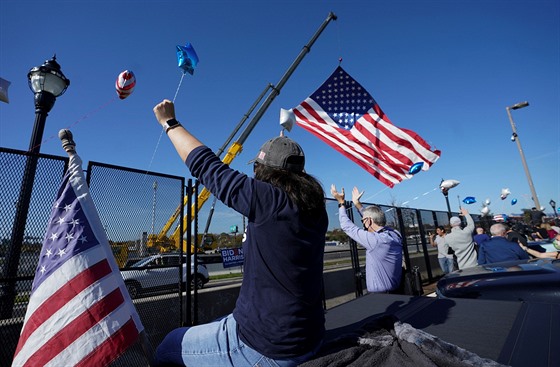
[58,130,156,366]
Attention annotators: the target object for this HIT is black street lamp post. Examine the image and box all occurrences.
[1,56,69,319]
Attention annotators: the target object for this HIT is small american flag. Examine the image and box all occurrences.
[12,152,143,367]
[293,66,441,188]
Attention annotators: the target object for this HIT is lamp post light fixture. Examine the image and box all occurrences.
[1,56,69,319]
[27,55,70,153]
[550,199,558,220]
[505,101,541,212]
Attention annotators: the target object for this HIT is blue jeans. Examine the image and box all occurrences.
[155,314,320,366]
[438,257,455,274]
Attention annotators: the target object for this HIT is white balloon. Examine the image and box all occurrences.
[279,108,295,132]
[481,206,490,216]
[440,179,460,189]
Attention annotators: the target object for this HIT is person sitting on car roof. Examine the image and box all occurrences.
[152,100,327,367]
[477,223,529,265]
[519,233,560,260]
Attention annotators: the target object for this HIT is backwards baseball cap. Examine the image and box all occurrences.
[252,136,305,172]
[450,217,462,226]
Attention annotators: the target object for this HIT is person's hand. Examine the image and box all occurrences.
[330,184,345,204]
[460,207,469,216]
[153,99,176,127]
[352,187,364,205]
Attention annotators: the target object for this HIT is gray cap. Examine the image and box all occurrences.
[253,136,305,172]
[450,217,462,226]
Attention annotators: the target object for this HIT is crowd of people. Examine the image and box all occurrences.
[150,98,556,366]
[435,208,559,273]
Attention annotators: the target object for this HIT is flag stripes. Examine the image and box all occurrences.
[292,66,440,187]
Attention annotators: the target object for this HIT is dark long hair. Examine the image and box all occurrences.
[254,163,325,216]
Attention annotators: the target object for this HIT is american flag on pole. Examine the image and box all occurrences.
[292,66,441,188]
[12,151,144,366]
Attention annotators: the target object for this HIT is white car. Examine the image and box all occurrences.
[121,253,209,299]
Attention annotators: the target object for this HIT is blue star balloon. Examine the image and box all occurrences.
[408,162,424,175]
[511,198,517,205]
[176,42,199,75]
[462,196,476,204]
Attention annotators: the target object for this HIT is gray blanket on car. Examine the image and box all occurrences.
[300,318,507,367]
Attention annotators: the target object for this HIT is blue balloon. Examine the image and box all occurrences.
[408,162,424,175]
[511,198,517,205]
[176,43,199,75]
[462,196,476,204]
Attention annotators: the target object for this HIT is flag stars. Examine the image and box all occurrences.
[49,232,59,241]
[58,248,66,257]
[56,217,65,225]
[46,249,53,257]
[65,232,74,242]
[40,266,46,274]
[64,204,72,212]
[78,235,87,244]
[70,218,80,227]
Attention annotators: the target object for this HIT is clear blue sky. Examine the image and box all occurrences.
[1,0,559,234]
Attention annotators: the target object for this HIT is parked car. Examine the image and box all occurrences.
[121,253,209,299]
[436,257,560,303]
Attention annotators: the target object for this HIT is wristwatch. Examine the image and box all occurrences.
[338,202,346,208]
[163,119,181,133]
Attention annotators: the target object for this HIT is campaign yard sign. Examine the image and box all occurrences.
[220,248,244,268]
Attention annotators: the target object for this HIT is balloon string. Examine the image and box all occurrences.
[28,95,117,153]
[172,73,186,103]
[143,127,165,182]
[143,72,185,183]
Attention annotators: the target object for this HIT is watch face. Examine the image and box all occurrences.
[167,119,179,127]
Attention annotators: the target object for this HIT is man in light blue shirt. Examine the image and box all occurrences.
[331,185,402,293]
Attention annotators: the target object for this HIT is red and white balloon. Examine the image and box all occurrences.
[115,70,136,100]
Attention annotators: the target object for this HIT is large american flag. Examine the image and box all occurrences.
[12,152,144,367]
[293,66,441,188]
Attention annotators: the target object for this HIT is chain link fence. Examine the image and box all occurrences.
[0,147,484,366]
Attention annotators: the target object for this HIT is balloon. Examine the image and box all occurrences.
[511,198,517,205]
[483,198,491,206]
[481,206,490,216]
[115,70,136,100]
[500,188,511,200]
[440,179,460,190]
[463,196,476,204]
[553,239,560,251]
[280,108,295,132]
[176,43,199,75]
[408,162,424,175]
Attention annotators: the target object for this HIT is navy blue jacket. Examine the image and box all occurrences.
[477,236,529,265]
[186,146,327,358]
